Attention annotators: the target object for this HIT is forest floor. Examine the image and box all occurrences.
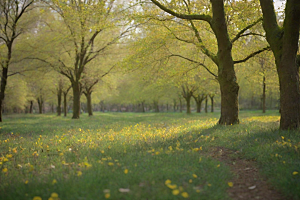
[0,111,299,200]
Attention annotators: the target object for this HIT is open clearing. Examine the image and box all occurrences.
[0,111,299,200]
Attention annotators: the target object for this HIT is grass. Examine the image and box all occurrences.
[0,111,299,200]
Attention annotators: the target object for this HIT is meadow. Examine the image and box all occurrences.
[0,111,299,200]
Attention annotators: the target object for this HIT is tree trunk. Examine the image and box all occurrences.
[153,100,159,112]
[29,101,33,114]
[179,98,183,113]
[0,67,8,122]
[218,77,239,125]
[57,88,62,116]
[63,92,68,117]
[211,0,239,125]
[262,75,266,113]
[72,81,81,119]
[142,101,145,113]
[85,92,93,116]
[193,94,205,113]
[260,0,300,129]
[173,99,177,112]
[37,96,43,114]
[205,95,208,113]
[209,95,214,113]
[184,95,192,114]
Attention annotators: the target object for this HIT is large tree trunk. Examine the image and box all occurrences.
[72,81,81,119]
[85,92,93,116]
[262,75,266,113]
[211,0,240,125]
[0,67,8,122]
[260,0,300,129]
[218,77,239,125]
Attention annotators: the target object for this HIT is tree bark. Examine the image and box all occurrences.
[211,0,239,125]
[262,75,266,113]
[29,101,33,114]
[153,100,159,112]
[72,81,81,119]
[57,88,62,116]
[205,95,208,113]
[209,94,215,112]
[185,95,192,114]
[260,0,300,129]
[37,96,43,114]
[193,94,205,113]
[179,98,183,113]
[84,92,93,116]
[0,67,8,122]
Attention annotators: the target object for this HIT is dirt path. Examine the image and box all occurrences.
[210,147,286,200]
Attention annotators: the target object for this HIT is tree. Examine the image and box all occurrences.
[149,0,268,125]
[35,0,134,119]
[0,0,34,121]
[259,0,300,129]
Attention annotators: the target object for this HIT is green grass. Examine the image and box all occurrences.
[0,111,299,200]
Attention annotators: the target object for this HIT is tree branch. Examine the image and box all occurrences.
[234,46,270,64]
[231,17,262,43]
[168,54,218,78]
[150,0,212,22]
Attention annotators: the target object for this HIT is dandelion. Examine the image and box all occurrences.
[181,192,189,198]
[172,189,180,195]
[104,193,110,199]
[25,180,29,184]
[52,179,57,184]
[192,174,197,178]
[124,169,128,174]
[217,164,220,168]
[293,171,298,175]
[108,162,114,166]
[2,168,7,173]
[166,184,177,189]
[33,197,42,200]
[228,182,233,187]
[77,171,82,176]
[189,179,192,183]
[51,193,58,198]
[165,179,171,185]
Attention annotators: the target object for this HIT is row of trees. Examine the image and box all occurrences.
[0,0,298,130]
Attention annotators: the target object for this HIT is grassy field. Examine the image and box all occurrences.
[0,111,299,200]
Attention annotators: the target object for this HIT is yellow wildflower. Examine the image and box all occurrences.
[104,193,110,199]
[172,189,180,195]
[181,192,189,198]
[165,179,171,185]
[2,168,8,173]
[124,169,128,174]
[33,197,42,200]
[166,184,177,189]
[192,174,197,178]
[189,179,192,183]
[52,179,57,184]
[77,171,82,176]
[51,193,58,198]
[293,171,298,175]
[228,182,233,187]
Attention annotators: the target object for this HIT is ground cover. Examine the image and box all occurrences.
[0,111,299,200]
